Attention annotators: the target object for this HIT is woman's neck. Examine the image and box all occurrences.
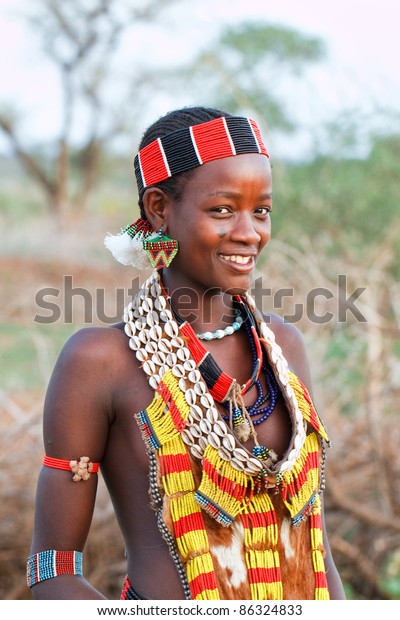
[161,269,237,334]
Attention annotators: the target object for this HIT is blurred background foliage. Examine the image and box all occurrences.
[1,0,399,601]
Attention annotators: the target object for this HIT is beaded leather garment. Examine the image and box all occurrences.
[124,271,331,600]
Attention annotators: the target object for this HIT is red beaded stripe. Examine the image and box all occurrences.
[202,455,249,502]
[314,571,329,589]
[280,449,319,502]
[156,381,188,432]
[249,119,269,156]
[159,452,192,477]
[43,456,99,472]
[298,381,323,432]
[173,512,206,538]
[139,139,170,187]
[309,512,322,531]
[189,570,219,599]
[191,117,235,162]
[248,566,282,585]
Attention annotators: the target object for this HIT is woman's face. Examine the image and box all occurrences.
[165,153,273,296]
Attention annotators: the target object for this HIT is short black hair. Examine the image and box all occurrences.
[137,106,231,218]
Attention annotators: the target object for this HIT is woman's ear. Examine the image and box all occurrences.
[142,188,172,232]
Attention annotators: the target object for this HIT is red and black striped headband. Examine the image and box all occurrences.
[134,116,269,193]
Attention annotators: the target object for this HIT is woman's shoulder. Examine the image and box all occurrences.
[59,322,128,362]
[50,322,138,389]
[263,313,313,391]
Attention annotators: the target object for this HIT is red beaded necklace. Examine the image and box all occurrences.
[176,296,263,403]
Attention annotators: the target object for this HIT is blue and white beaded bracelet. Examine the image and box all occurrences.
[27,550,83,588]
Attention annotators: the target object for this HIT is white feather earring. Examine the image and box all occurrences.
[104,218,155,269]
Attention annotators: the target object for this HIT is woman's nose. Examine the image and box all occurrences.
[230,212,262,244]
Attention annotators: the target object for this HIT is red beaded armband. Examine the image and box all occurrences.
[43,455,99,481]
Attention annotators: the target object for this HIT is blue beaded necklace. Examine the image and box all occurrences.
[220,311,279,426]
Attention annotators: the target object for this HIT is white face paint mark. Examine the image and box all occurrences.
[210,521,247,589]
[281,516,295,560]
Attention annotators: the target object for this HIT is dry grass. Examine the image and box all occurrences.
[1,209,399,600]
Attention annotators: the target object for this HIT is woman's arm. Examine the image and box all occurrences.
[29,327,115,600]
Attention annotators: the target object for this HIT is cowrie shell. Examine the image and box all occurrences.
[209,432,221,449]
[148,375,159,390]
[152,352,166,365]
[189,404,203,420]
[217,446,231,461]
[160,309,173,322]
[198,436,208,451]
[135,317,147,329]
[222,435,235,451]
[200,394,214,408]
[185,389,197,406]
[279,372,288,386]
[231,458,245,471]
[246,458,263,473]
[232,447,248,462]
[151,283,162,298]
[159,339,172,353]
[171,337,185,348]
[136,349,149,362]
[194,381,207,395]
[199,419,212,434]
[124,322,135,337]
[149,325,163,341]
[154,296,166,311]
[177,347,190,361]
[188,370,202,383]
[205,407,219,423]
[181,429,194,445]
[183,360,196,372]
[213,420,228,437]
[143,360,156,375]
[142,298,153,313]
[190,444,203,460]
[172,364,185,378]
[145,341,158,354]
[190,424,201,438]
[129,336,141,350]
[138,329,149,344]
[145,312,156,327]
[166,352,177,366]
[178,377,187,392]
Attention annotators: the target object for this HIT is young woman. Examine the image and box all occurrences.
[28,106,345,600]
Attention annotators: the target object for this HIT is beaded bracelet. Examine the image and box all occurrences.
[27,550,83,588]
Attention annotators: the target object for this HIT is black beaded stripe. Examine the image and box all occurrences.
[225,117,260,154]
[161,128,201,176]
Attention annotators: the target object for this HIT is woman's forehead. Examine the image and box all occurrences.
[181,153,272,193]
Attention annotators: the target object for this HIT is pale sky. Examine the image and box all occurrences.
[1,0,399,158]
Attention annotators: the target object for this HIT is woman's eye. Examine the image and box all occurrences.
[212,207,231,215]
[255,207,271,215]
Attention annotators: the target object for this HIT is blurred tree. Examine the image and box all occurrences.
[0,0,181,219]
[149,22,325,133]
[273,130,400,273]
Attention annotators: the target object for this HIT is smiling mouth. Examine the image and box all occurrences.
[219,254,254,265]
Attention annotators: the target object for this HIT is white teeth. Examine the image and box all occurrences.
[220,254,252,265]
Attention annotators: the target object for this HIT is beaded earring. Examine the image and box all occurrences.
[142,228,179,269]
